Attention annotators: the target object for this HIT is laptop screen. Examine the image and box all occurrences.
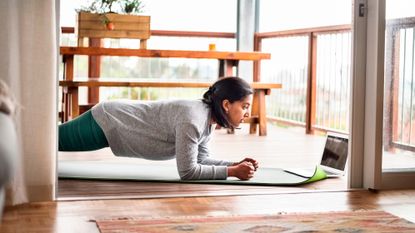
[320,134,349,171]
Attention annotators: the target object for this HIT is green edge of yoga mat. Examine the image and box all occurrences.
[182,165,328,186]
[59,161,328,186]
[301,166,327,184]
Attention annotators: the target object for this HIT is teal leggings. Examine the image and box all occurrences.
[59,110,109,151]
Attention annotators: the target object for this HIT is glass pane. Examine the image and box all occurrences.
[259,0,351,32]
[261,36,309,125]
[259,0,352,134]
[383,0,415,170]
[61,0,236,32]
[146,0,236,32]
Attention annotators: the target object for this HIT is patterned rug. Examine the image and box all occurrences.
[95,210,415,233]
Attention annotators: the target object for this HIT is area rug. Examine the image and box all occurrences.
[59,161,327,186]
[94,210,415,233]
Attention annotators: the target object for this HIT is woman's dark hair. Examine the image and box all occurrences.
[202,76,253,129]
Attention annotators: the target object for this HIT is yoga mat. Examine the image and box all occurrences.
[58,161,327,186]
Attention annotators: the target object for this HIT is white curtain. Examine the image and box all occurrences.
[0,0,57,203]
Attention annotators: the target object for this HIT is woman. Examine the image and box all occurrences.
[59,77,259,180]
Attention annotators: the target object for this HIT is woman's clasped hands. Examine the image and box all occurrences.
[228,157,259,180]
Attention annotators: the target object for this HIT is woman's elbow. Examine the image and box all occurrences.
[178,169,200,180]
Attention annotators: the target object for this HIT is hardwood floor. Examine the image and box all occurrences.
[58,177,347,200]
[2,124,415,232]
[2,189,415,232]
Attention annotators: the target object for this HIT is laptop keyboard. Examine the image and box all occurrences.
[324,170,338,176]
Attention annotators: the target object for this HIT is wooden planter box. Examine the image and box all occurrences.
[76,12,151,48]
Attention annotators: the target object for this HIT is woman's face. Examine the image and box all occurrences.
[223,94,253,127]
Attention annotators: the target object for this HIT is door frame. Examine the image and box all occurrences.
[350,0,415,190]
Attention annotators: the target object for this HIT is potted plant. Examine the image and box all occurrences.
[76,0,150,48]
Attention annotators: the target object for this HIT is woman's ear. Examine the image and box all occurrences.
[222,99,230,113]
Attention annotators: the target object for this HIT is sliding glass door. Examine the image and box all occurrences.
[350,0,415,189]
[382,0,415,188]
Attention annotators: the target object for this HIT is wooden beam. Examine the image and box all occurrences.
[306,33,317,134]
[59,79,282,90]
[151,30,235,38]
[256,24,351,39]
[61,27,236,39]
[60,47,271,61]
[88,38,102,104]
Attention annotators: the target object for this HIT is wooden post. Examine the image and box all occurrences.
[62,55,74,121]
[306,33,317,134]
[384,28,400,151]
[69,87,79,119]
[88,38,102,105]
[249,91,259,134]
[140,39,147,49]
[391,31,401,148]
[253,34,261,82]
[257,90,267,136]
[63,55,74,81]
[61,86,69,122]
[252,34,262,133]
[218,60,238,77]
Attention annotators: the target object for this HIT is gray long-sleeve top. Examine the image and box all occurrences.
[91,99,234,180]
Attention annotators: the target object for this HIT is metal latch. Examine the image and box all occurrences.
[359,3,367,17]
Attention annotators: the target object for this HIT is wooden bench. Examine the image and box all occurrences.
[60,47,280,136]
[60,46,271,78]
[60,79,281,136]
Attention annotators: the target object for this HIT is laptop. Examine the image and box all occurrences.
[283,133,349,178]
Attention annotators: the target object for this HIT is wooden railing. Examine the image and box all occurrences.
[253,17,415,154]
[384,17,415,152]
[255,25,352,135]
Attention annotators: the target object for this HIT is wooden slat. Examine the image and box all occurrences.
[60,46,271,60]
[61,26,75,34]
[256,24,351,39]
[150,30,235,38]
[88,38,101,104]
[61,27,236,39]
[79,29,150,39]
[59,80,211,88]
[69,87,79,118]
[58,79,282,90]
[251,82,282,90]
[78,12,150,23]
[78,21,150,31]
